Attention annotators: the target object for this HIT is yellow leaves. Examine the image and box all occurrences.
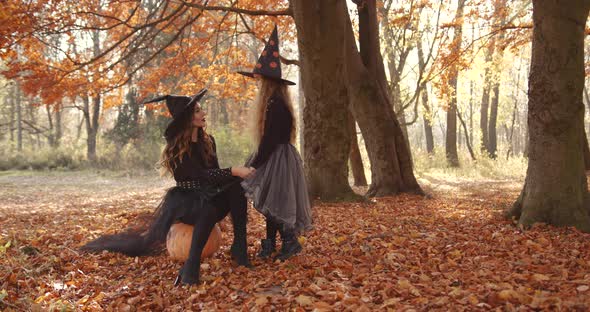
[295,294,313,306]
[531,273,550,282]
[0,240,11,253]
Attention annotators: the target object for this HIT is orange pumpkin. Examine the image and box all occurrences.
[166,223,222,261]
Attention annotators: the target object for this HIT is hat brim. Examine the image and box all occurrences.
[237,71,296,86]
[164,88,208,141]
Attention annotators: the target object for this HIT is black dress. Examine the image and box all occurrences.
[81,136,247,257]
[241,94,313,235]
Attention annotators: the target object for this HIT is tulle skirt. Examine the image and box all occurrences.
[241,144,313,235]
[81,186,218,256]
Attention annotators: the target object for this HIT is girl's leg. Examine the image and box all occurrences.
[258,217,278,258]
[276,225,302,261]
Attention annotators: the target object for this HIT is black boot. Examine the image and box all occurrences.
[275,227,302,261]
[228,188,252,267]
[257,218,277,259]
[230,238,252,267]
[174,260,200,286]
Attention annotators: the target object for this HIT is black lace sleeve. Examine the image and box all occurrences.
[173,136,235,185]
[250,95,293,168]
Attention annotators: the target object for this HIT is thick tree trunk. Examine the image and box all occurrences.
[348,0,422,196]
[583,130,590,170]
[291,0,357,200]
[445,0,465,167]
[348,112,367,187]
[507,0,590,232]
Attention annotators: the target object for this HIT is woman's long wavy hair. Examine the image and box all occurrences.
[160,105,213,175]
[251,78,296,145]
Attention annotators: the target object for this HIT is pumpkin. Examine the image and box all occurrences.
[166,223,222,261]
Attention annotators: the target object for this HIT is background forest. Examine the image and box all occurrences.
[2,0,590,310]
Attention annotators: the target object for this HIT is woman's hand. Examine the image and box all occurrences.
[231,166,256,179]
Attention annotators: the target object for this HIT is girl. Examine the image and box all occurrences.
[238,26,313,261]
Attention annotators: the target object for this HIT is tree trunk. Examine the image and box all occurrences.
[507,0,590,232]
[418,43,434,154]
[583,130,590,170]
[290,0,358,200]
[348,111,367,187]
[348,0,422,196]
[84,29,102,163]
[480,43,494,156]
[290,0,421,198]
[55,105,62,147]
[9,83,15,145]
[46,105,55,147]
[488,82,499,158]
[445,0,465,167]
[16,82,22,152]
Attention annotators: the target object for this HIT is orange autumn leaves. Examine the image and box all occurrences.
[0,0,292,128]
[1,172,590,310]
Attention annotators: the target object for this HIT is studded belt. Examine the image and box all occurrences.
[176,181,203,189]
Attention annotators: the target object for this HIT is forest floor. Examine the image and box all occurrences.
[1,170,589,311]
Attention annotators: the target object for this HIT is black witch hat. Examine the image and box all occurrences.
[237,25,295,85]
[144,88,207,141]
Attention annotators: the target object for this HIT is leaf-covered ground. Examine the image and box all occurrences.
[1,171,589,311]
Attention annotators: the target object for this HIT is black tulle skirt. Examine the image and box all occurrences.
[81,186,220,257]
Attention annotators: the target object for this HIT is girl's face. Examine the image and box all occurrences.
[192,103,207,128]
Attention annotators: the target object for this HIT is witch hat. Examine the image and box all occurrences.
[237,25,295,85]
[144,88,207,140]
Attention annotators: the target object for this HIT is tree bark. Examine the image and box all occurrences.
[445,0,465,167]
[348,0,422,196]
[348,111,367,187]
[507,0,590,232]
[290,0,357,200]
[583,130,590,170]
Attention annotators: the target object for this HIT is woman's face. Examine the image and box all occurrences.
[192,103,207,128]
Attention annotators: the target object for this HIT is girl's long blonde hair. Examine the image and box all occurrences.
[160,108,213,175]
[252,78,296,145]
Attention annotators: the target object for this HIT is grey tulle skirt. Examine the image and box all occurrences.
[241,144,313,235]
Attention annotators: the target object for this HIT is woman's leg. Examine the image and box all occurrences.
[176,208,217,285]
[212,183,251,266]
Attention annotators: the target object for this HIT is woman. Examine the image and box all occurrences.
[81,89,254,285]
[238,26,313,261]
